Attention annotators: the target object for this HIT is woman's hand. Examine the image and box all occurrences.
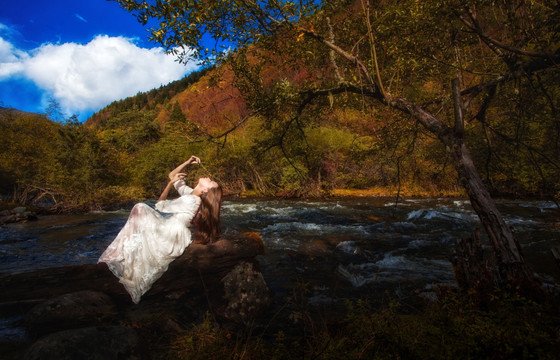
[168,156,200,180]
[186,155,201,165]
[170,172,186,183]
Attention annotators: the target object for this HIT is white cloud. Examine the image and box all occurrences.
[0,37,28,77]
[0,34,199,115]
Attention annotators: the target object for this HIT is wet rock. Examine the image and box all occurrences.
[0,232,266,305]
[219,261,272,323]
[22,326,140,360]
[0,214,16,224]
[0,207,37,226]
[25,290,118,338]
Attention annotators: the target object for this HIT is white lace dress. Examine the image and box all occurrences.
[98,180,201,303]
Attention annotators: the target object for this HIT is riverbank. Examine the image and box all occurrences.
[3,285,558,359]
[0,207,37,226]
[154,288,560,360]
[4,182,557,216]
[329,186,465,198]
[235,184,466,199]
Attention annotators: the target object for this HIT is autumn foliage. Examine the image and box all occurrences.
[1,0,559,210]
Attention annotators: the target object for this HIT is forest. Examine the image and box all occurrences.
[1,1,558,214]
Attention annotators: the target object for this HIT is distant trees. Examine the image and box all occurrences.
[0,108,60,196]
[44,98,65,123]
[0,107,147,210]
[166,101,201,136]
[91,67,213,120]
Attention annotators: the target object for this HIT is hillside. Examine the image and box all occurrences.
[86,51,318,137]
[2,0,559,210]
[82,53,457,197]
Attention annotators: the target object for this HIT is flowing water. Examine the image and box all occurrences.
[1,197,559,340]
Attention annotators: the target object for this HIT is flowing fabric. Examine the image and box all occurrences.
[98,180,201,303]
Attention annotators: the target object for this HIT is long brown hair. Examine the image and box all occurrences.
[193,185,223,244]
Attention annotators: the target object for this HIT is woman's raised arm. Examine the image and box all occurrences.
[158,173,184,202]
[158,156,200,202]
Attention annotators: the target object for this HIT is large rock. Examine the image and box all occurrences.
[219,261,272,323]
[22,326,140,360]
[1,232,271,357]
[0,232,266,304]
[25,290,118,338]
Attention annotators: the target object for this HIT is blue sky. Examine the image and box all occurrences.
[0,0,200,121]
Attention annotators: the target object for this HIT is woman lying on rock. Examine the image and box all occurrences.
[98,156,223,303]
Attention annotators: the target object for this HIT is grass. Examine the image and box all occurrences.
[235,186,465,199]
[2,284,558,359]
[150,287,560,360]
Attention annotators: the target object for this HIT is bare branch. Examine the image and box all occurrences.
[327,17,344,83]
[299,26,379,90]
[482,120,560,171]
[452,78,465,137]
[457,7,557,60]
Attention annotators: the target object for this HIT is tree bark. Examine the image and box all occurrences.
[450,137,535,282]
[453,229,493,291]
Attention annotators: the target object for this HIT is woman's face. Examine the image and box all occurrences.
[197,177,218,193]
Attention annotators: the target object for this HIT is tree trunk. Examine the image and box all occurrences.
[450,138,535,282]
[448,78,537,286]
[453,229,493,292]
[385,80,539,292]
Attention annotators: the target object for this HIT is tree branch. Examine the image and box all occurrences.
[475,116,560,171]
[456,7,556,60]
[296,84,450,139]
[299,26,379,92]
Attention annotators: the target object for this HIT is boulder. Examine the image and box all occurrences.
[22,326,140,360]
[0,207,37,226]
[219,261,272,323]
[0,232,272,358]
[25,290,118,338]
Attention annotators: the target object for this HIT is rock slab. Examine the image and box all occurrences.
[0,207,37,226]
[22,326,140,360]
[25,290,118,338]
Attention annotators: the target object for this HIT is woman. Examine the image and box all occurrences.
[98,156,223,304]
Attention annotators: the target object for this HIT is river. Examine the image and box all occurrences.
[1,197,559,339]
